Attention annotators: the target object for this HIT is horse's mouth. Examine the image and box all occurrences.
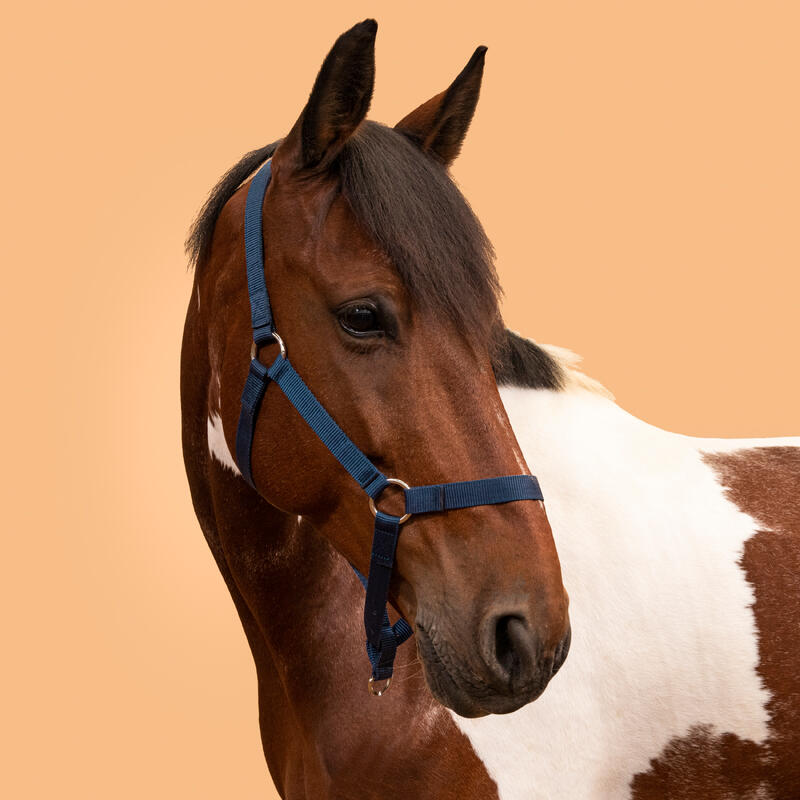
[415,620,568,717]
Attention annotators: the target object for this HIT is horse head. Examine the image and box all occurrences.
[203,20,570,717]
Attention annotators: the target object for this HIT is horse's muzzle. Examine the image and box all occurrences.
[416,615,571,717]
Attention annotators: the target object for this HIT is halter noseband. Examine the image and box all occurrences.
[235,160,544,694]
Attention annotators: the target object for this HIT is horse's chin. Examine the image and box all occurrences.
[415,623,553,718]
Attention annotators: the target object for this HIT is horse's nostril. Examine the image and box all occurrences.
[485,614,538,690]
[494,615,527,680]
[483,614,571,696]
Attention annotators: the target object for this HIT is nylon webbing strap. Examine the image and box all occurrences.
[244,161,275,345]
[353,565,413,681]
[364,511,402,646]
[235,359,270,488]
[266,356,389,497]
[405,475,543,515]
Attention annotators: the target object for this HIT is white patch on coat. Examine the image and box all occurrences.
[207,412,240,475]
[451,386,780,799]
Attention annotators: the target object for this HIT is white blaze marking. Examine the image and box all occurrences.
[451,386,780,799]
[207,412,241,475]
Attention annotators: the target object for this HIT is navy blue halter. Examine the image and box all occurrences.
[235,159,544,694]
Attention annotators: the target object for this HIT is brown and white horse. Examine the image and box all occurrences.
[182,20,799,800]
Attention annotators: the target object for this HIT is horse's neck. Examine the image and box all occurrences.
[207,468,487,791]
[501,385,689,494]
[500,384,797,548]
[216,488,347,651]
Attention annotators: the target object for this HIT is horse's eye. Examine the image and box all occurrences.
[338,303,383,337]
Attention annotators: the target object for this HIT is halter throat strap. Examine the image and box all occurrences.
[234,160,544,690]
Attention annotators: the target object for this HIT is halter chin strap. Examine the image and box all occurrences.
[235,159,544,692]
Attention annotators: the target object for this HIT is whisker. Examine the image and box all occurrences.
[390,667,424,684]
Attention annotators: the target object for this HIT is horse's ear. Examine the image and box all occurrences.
[274,19,377,175]
[394,46,487,167]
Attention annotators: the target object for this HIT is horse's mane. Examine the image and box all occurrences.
[186,141,280,270]
[494,331,613,397]
[186,122,570,391]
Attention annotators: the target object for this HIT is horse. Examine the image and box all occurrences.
[182,19,569,799]
[182,19,800,800]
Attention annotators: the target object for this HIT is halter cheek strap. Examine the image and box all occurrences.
[235,160,544,693]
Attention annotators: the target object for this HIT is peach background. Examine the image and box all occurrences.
[2,2,797,797]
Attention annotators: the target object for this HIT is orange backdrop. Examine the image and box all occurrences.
[2,2,797,797]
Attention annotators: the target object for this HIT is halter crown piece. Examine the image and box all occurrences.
[235,160,544,695]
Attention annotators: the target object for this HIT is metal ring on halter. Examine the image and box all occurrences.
[251,331,286,360]
[369,478,412,524]
[368,676,392,696]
